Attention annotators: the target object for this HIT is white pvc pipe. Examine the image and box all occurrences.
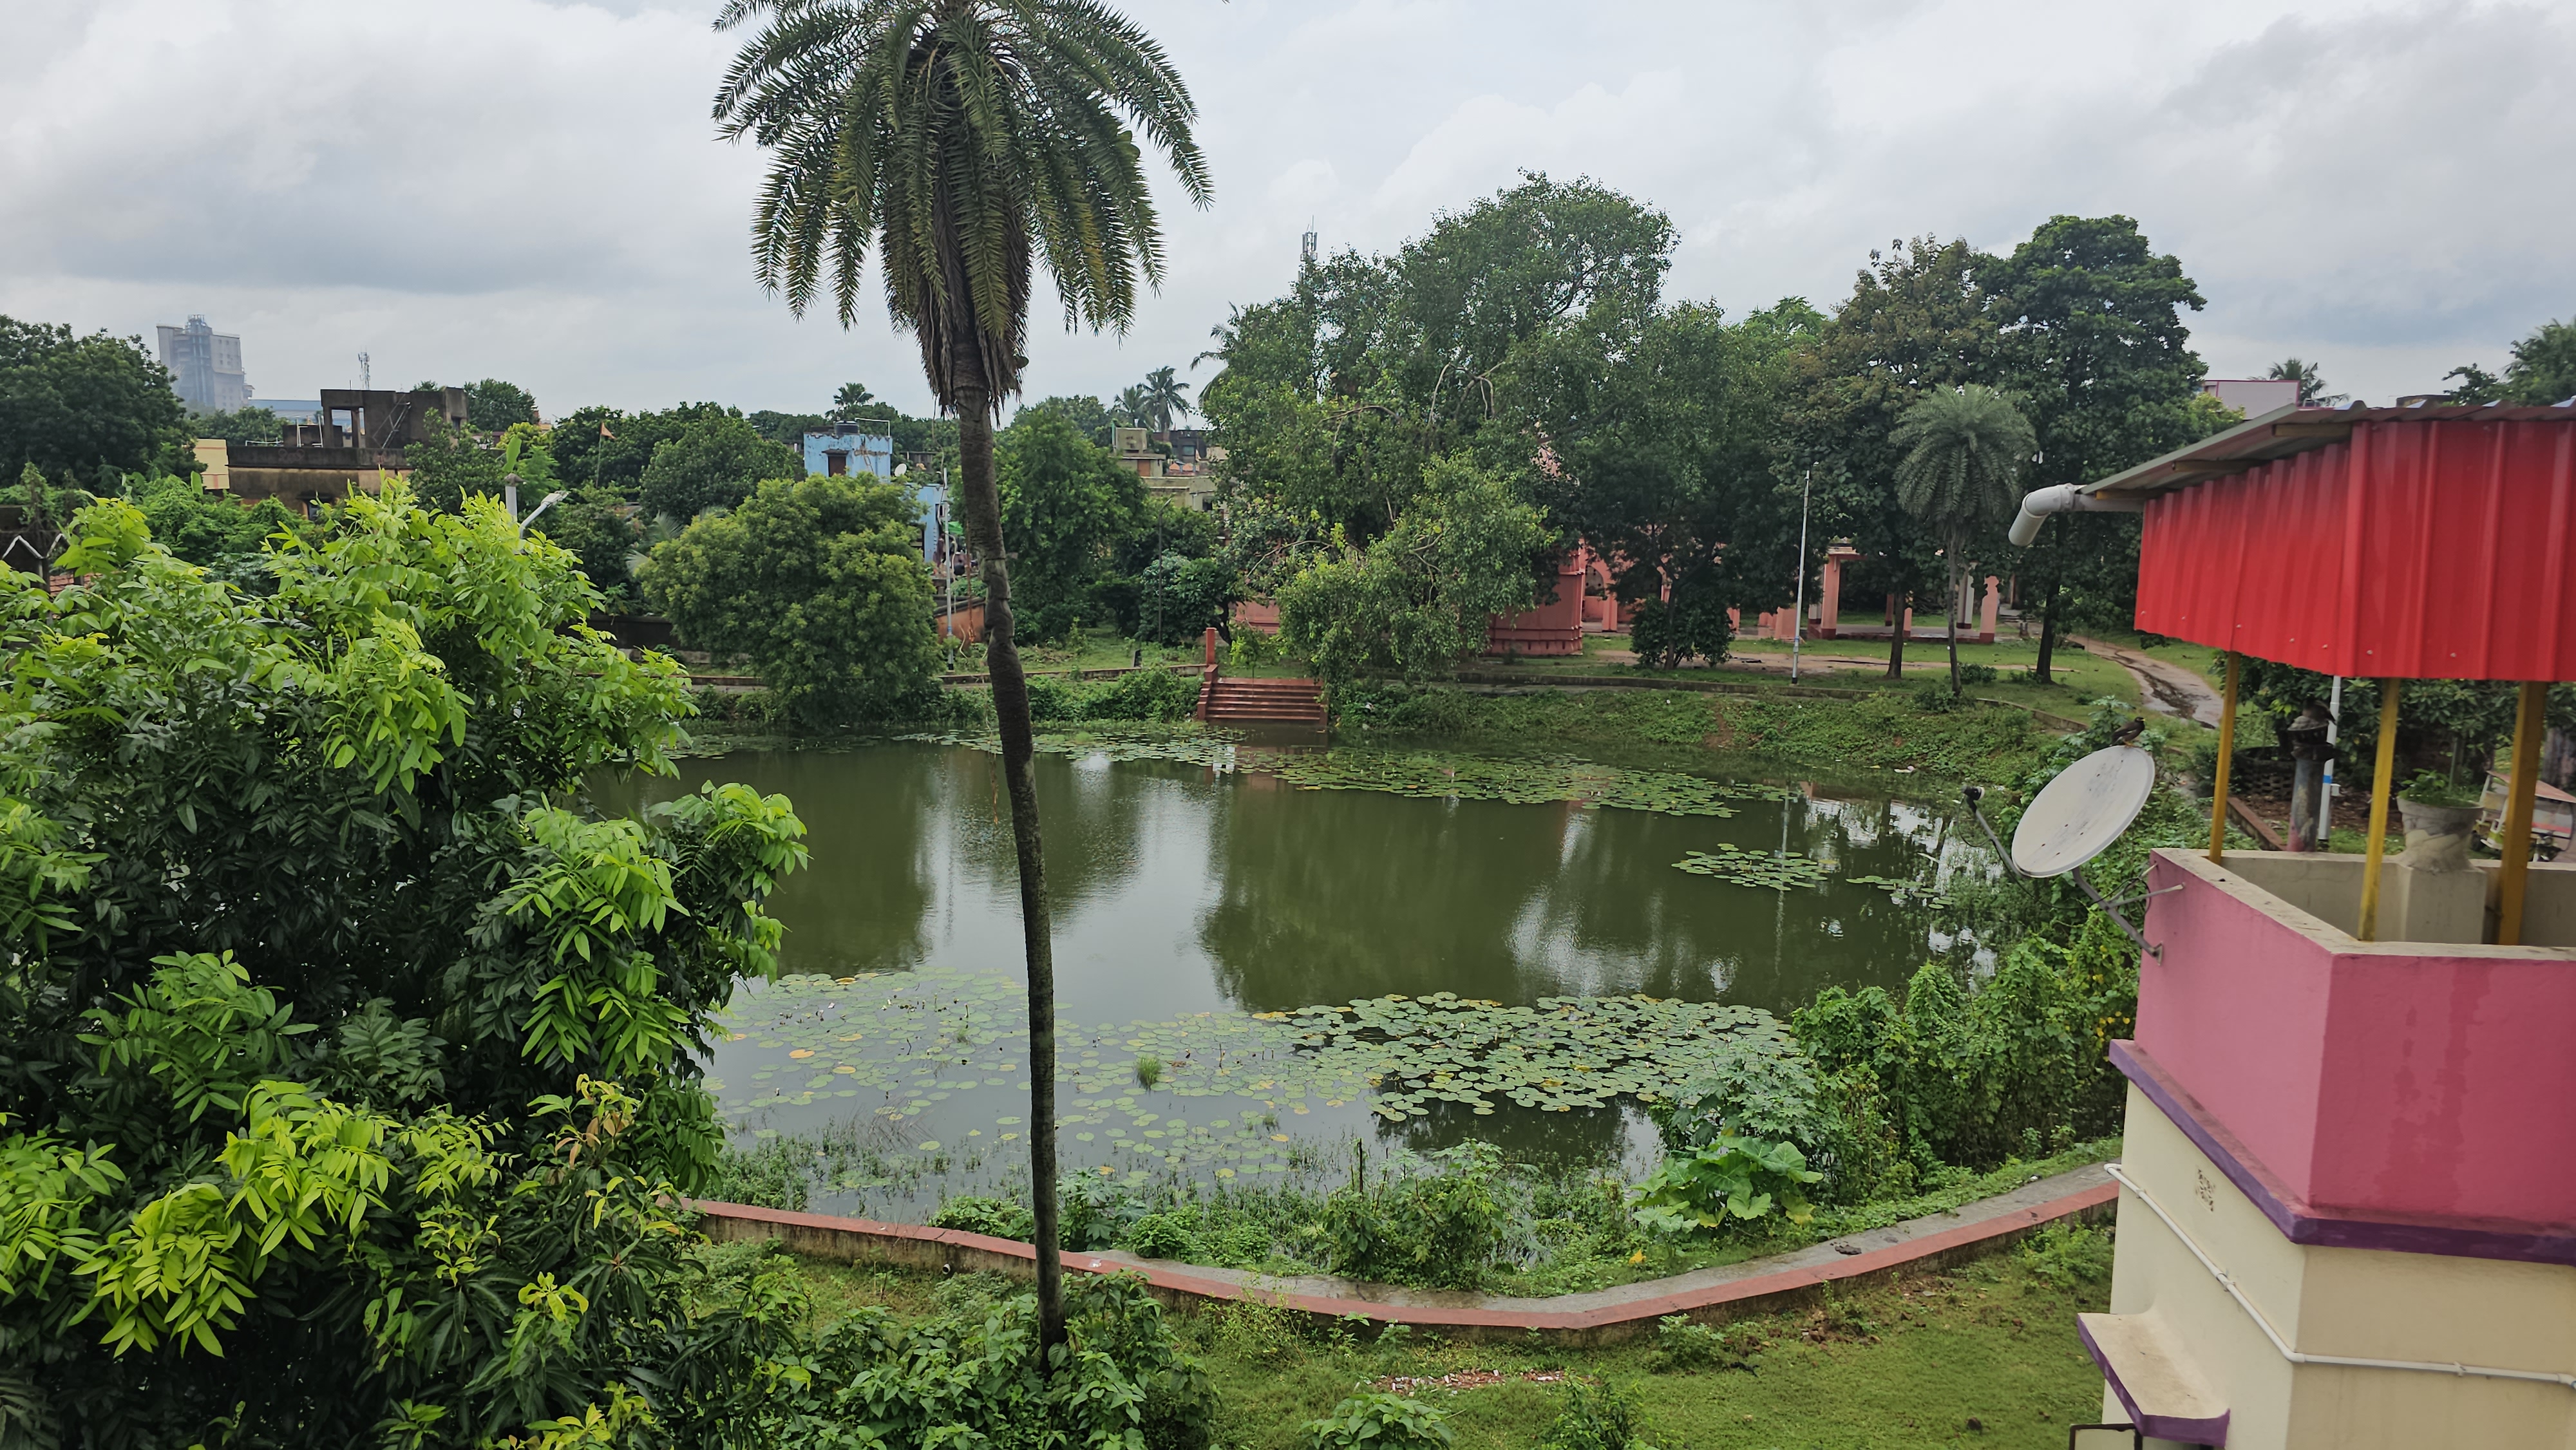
[2010,485,2145,546]
[2103,1163,2576,1391]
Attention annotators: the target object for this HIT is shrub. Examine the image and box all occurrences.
[1061,1175,1144,1251]
[1957,663,1998,686]
[1320,1143,1513,1289]
[1211,1295,1307,1368]
[1631,1135,1823,1236]
[1535,1379,1658,1450]
[2020,1220,2116,1288]
[1910,681,1960,712]
[1081,666,1200,720]
[752,1272,1217,1450]
[1303,1393,1452,1450]
[1649,1037,1828,1158]
[1125,1211,1197,1260]
[929,1194,1036,1241]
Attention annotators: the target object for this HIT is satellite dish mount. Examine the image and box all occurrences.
[1964,744,2170,959]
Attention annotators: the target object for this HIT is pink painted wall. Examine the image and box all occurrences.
[2137,851,2576,1230]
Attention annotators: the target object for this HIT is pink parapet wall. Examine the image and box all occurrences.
[2135,849,2576,1233]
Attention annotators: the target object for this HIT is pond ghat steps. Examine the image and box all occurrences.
[691,1162,2112,1345]
[1198,676,1329,728]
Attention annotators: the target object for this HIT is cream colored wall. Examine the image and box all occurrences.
[2110,1088,2576,1449]
[2220,851,2576,946]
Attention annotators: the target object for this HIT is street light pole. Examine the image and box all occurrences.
[1790,464,1813,683]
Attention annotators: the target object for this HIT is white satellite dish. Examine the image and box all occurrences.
[2011,745,2157,878]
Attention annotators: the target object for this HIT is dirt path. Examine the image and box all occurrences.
[2071,634,2221,727]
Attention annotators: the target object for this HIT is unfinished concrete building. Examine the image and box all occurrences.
[196,388,468,510]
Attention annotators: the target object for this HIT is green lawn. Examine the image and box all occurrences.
[784,1245,2115,1450]
[1475,629,2140,719]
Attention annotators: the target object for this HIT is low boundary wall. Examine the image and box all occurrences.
[690,1177,2114,1346]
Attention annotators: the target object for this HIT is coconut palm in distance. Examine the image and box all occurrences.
[1889,384,2036,695]
[1140,364,1192,431]
[713,0,1209,1353]
[1113,383,1156,429]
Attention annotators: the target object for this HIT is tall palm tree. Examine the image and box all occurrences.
[714,0,1209,1351]
[1140,363,1191,430]
[1890,385,2034,694]
[831,381,876,419]
[2265,356,2346,407]
[1112,384,1155,429]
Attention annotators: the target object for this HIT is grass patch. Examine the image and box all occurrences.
[765,1226,2117,1450]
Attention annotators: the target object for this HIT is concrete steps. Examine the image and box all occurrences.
[1199,677,1327,726]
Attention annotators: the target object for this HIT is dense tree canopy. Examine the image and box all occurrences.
[464,376,540,430]
[638,413,804,523]
[641,473,942,725]
[996,411,1145,641]
[0,491,814,1444]
[0,317,190,486]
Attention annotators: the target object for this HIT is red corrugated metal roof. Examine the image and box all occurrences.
[2129,415,2575,681]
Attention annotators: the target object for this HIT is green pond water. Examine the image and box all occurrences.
[597,738,1988,1217]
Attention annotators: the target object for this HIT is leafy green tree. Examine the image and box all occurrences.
[124,472,307,583]
[2443,362,2503,403]
[638,412,804,522]
[1791,237,1994,679]
[643,473,942,724]
[0,490,815,1444]
[715,0,1209,1352]
[401,418,509,513]
[182,404,284,445]
[2499,318,2576,404]
[1890,386,2036,693]
[1139,364,1193,430]
[1019,393,1117,446]
[464,376,539,430]
[1983,216,2207,681]
[549,401,735,496]
[0,315,190,484]
[2264,356,2344,406]
[998,410,1144,641]
[1506,299,1821,667]
[530,482,645,604]
[1277,455,1548,686]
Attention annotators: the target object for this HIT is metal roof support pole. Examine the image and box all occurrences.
[2496,681,2550,946]
[2358,681,2403,942]
[2207,652,2241,863]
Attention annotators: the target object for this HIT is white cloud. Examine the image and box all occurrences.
[3,0,2568,418]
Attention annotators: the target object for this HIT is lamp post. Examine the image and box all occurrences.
[515,484,569,540]
[1790,464,1813,683]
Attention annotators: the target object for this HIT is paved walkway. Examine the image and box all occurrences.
[2070,636,2222,727]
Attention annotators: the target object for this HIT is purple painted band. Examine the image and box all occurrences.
[2076,1315,2232,1447]
[2111,1040,2576,1267]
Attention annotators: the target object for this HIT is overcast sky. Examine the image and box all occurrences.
[5,0,2569,419]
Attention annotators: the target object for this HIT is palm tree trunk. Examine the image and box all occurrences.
[1886,591,1907,681]
[949,388,1066,1355]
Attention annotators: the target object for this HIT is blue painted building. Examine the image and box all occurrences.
[801,425,947,563]
[800,425,893,480]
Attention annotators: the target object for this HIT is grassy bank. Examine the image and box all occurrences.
[761,1223,2117,1450]
[1333,682,2064,784]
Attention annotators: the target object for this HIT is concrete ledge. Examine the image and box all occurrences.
[690,1164,2114,1346]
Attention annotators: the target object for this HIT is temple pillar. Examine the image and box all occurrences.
[1820,543,1859,639]
[1978,576,2000,643]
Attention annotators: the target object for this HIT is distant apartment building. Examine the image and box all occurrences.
[156,315,253,413]
[1113,426,1216,511]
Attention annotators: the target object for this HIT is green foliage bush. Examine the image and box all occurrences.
[929,1194,1037,1241]
[1626,591,1734,669]
[638,411,804,522]
[1631,1136,1823,1235]
[0,491,824,1444]
[643,473,944,727]
[1025,670,1200,724]
[1302,1393,1452,1450]
[1124,1212,1198,1260]
[1320,1143,1513,1289]
[1956,663,1998,686]
[743,1268,1217,1450]
[1535,1378,1658,1450]
[2020,1220,2117,1288]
